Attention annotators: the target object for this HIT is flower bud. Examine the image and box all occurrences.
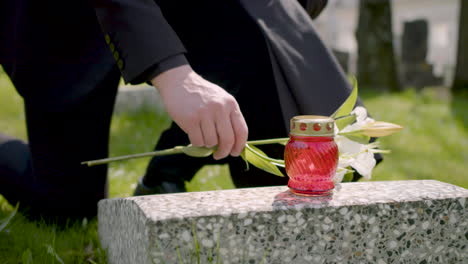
[361,121,403,137]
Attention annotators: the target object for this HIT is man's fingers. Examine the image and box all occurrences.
[201,118,218,148]
[186,123,204,147]
[230,109,248,156]
[213,113,235,160]
[152,65,246,156]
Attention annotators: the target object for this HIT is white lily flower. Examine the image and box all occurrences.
[335,136,377,179]
[349,148,376,179]
[335,134,362,154]
[340,106,375,134]
[333,106,379,182]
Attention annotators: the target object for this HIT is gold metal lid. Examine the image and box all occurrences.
[290,115,335,137]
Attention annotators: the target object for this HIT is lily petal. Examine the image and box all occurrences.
[349,150,376,179]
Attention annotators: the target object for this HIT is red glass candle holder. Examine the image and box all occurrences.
[284,116,338,197]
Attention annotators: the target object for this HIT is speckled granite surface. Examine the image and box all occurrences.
[99,180,468,264]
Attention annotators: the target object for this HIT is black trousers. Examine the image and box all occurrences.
[0,0,289,219]
[0,63,121,219]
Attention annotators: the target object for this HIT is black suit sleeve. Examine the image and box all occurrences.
[93,0,187,84]
[140,53,188,85]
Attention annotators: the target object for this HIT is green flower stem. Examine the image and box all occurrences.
[82,138,289,167]
[369,149,391,154]
[82,147,185,167]
[245,138,289,146]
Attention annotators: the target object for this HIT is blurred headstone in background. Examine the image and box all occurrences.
[114,85,165,114]
[401,19,428,63]
[313,0,460,89]
[356,0,401,92]
[452,0,468,93]
[401,19,443,89]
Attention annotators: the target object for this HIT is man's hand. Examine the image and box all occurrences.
[151,65,248,160]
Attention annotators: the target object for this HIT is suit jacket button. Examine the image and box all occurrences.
[105,34,110,44]
[117,59,124,70]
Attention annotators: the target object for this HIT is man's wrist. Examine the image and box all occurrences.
[151,64,193,93]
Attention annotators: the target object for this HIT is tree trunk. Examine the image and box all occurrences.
[356,0,401,91]
[452,0,468,93]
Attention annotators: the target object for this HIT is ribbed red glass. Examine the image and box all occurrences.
[284,135,338,196]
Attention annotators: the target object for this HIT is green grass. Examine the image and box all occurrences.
[360,87,468,188]
[0,202,106,264]
[107,108,171,198]
[1,67,467,263]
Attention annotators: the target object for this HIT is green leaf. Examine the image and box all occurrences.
[338,129,371,144]
[342,134,370,144]
[240,144,284,177]
[338,129,364,136]
[342,171,355,182]
[22,249,33,264]
[338,129,372,144]
[0,203,18,232]
[332,76,358,118]
[243,145,285,167]
[335,114,357,130]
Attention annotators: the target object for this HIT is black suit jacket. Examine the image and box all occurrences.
[93,0,348,124]
[1,0,342,121]
[93,0,329,84]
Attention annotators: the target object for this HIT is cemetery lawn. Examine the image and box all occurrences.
[1,69,467,263]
